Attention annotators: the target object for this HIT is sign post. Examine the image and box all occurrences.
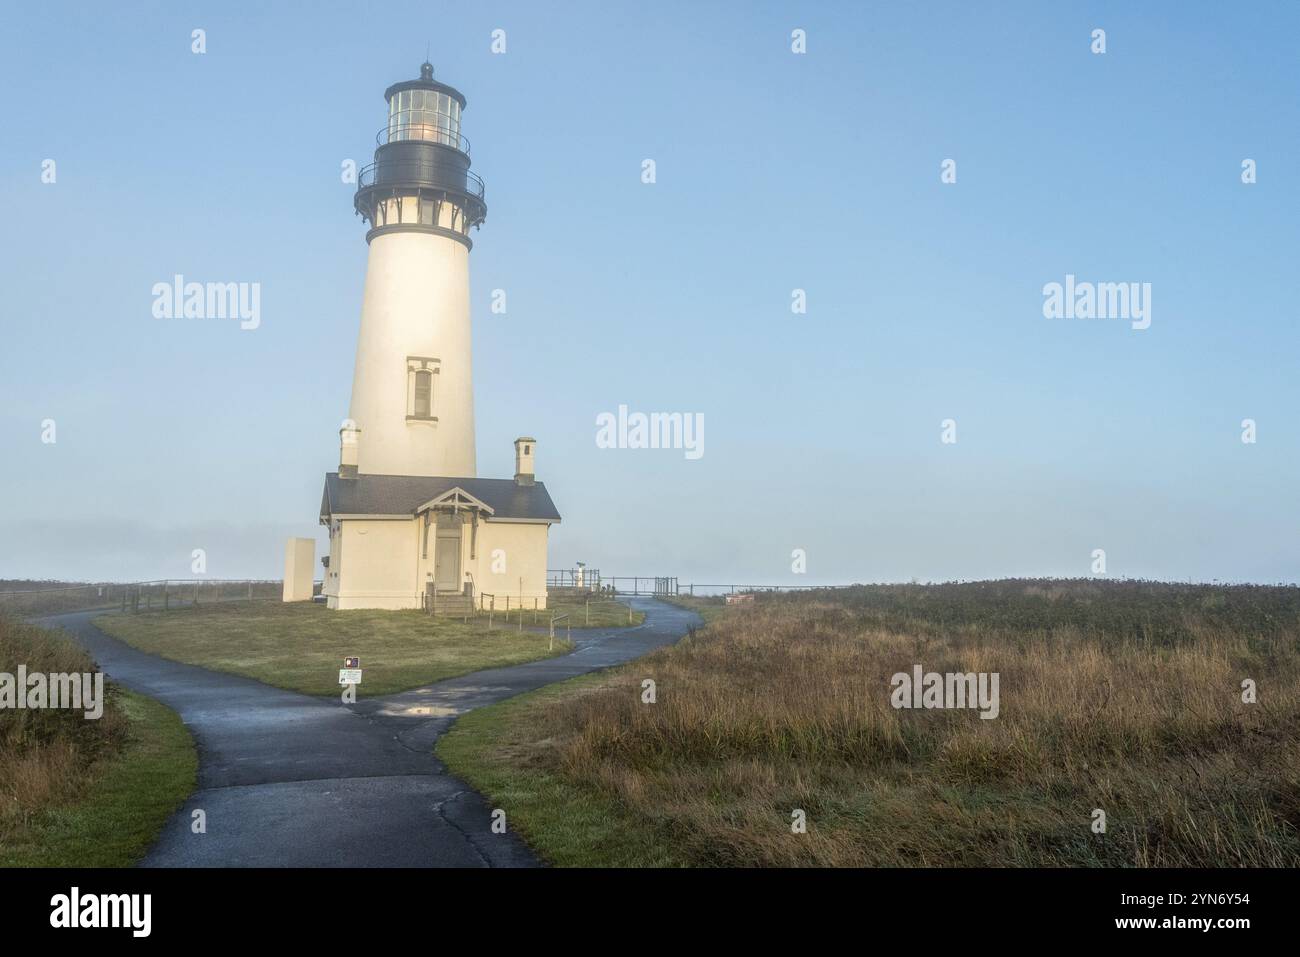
[339,657,362,687]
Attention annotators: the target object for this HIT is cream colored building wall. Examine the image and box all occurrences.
[325,515,552,611]
[348,228,476,478]
[468,520,551,610]
[328,518,422,610]
[282,537,316,602]
[322,522,341,599]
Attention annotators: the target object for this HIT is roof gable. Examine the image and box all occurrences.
[415,486,495,515]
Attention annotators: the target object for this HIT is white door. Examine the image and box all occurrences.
[434,527,461,592]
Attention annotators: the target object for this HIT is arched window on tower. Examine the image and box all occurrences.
[413,370,432,417]
[406,356,440,422]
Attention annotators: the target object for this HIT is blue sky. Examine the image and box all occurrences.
[1,1,1297,585]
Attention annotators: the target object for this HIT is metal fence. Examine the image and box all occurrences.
[1,575,847,620]
[547,568,602,591]
[674,583,849,596]
[0,580,316,617]
[550,572,853,598]
[596,576,678,597]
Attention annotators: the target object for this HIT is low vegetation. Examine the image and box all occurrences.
[0,580,121,618]
[0,617,196,866]
[95,600,576,697]
[438,580,1300,867]
[542,592,645,628]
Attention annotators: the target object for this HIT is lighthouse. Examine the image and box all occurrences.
[346,61,487,478]
[308,64,561,612]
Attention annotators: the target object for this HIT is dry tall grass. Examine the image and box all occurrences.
[0,617,127,836]
[517,582,1300,866]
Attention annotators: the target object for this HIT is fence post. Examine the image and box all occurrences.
[248,581,253,601]
[585,598,589,626]
[164,584,169,611]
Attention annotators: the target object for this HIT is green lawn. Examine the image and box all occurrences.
[661,594,727,624]
[539,594,645,628]
[94,601,573,697]
[1,688,197,867]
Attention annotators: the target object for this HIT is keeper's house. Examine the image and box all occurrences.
[320,439,560,611]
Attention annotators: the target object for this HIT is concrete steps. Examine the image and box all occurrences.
[429,593,474,617]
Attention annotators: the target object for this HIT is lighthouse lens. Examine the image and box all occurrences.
[388,87,461,147]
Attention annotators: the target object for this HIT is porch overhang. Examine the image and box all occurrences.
[414,486,496,516]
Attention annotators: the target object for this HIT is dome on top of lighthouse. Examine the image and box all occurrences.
[384,61,467,110]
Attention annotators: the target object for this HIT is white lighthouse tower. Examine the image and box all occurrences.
[345,61,487,478]
[306,64,561,613]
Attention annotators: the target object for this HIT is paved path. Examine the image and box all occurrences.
[44,597,701,867]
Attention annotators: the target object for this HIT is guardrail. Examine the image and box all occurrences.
[357,161,486,200]
[548,613,570,651]
[603,576,678,597]
[547,568,602,591]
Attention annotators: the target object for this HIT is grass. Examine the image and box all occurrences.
[662,594,728,624]
[437,580,1300,867]
[437,672,681,866]
[543,593,645,628]
[94,600,574,697]
[0,618,197,867]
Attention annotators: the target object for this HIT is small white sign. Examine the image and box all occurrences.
[339,668,363,686]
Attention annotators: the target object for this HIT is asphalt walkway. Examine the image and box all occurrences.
[45,596,700,867]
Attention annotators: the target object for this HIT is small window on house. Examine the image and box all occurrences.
[524,445,530,455]
[406,357,440,421]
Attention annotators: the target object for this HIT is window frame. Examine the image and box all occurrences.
[405,356,441,422]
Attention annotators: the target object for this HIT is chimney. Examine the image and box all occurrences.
[340,423,361,479]
[514,436,536,485]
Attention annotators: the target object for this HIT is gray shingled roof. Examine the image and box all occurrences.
[320,473,561,522]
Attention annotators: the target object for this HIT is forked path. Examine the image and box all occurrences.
[46,597,700,867]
